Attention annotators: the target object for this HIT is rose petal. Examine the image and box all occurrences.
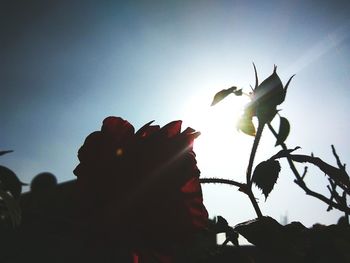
[135,120,160,138]
[102,116,135,141]
[77,131,103,162]
[159,121,182,138]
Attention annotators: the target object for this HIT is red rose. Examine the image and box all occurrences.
[74,117,208,261]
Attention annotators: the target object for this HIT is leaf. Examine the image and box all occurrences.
[252,160,281,199]
[275,117,290,146]
[211,86,237,106]
[0,150,13,156]
[234,216,284,248]
[237,115,256,136]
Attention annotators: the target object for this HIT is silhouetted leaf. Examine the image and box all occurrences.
[252,160,281,199]
[0,150,13,156]
[211,86,237,106]
[275,117,290,146]
[237,115,256,136]
[234,216,284,248]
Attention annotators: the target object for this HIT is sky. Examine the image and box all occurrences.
[1,0,350,231]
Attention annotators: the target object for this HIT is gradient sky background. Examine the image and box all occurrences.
[1,0,350,231]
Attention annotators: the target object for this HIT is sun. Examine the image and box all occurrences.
[182,91,252,180]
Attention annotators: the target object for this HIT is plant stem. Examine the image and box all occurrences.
[246,122,264,185]
[245,121,265,218]
[247,188,263,218]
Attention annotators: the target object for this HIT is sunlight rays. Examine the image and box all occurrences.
[285,22,350,76]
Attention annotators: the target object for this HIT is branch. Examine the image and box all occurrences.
[327,179,337,211]
[267,123,350,214]
[293,178,350,213]
[331,145,349,222]
[287,154,350,194]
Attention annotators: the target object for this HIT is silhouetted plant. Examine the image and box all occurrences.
[201,64,350,262]
[204,64,295,219]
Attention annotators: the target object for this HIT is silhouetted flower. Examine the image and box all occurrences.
[74,117,208,261]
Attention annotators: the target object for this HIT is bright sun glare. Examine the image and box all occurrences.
[182,91,252,181]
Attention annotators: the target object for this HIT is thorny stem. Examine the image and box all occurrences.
[247,188,263,218]
[199,179,263,218]
[199,178,244,188]
[267,123,350,215]
[245,121,265,218]
[246,122,264,185]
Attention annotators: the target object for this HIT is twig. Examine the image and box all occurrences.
[330,145,349,223]
[332,145,347,173]
[268,123,350,214]
[327,179,337,211]
[287,154,350,192]
[301,166,308,180]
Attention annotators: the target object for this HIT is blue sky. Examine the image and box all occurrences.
[1,0,350,229]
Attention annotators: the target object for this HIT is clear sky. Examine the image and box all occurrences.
[1,0,350,229]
